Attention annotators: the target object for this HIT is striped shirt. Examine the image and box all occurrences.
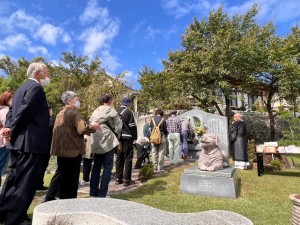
[166,115,181,133]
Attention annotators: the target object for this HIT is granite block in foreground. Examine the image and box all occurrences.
[33,198,252,225]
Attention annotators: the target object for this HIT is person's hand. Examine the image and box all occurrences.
[1,128,11,144]
[92,123,101,130]
[2,128,10,136]
[133,140,136,144]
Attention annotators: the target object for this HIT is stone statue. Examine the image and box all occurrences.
[198,133,229,171]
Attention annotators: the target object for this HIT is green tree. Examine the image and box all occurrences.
[138,67,190,112]
[245,25,300,140]
[162,5,263,117]
[278,27,300,117]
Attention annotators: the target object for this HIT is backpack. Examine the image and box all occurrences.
[150,117,164,145]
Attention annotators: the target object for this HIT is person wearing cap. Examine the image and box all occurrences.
[0,62,51,225]
[115,97,137,187]
[230,113,249,169]
[44,91,99,202]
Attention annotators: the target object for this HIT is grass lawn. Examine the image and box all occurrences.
[29,156,300,225]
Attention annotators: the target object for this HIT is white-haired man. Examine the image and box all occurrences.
[0,62,51,225]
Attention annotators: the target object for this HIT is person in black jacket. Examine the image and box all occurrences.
[115,97,137,186]
[230,113,249,170]
[0,62,51,225]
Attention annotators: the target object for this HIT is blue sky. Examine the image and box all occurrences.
[0,0,300,89]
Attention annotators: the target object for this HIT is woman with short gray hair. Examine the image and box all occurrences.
[44,91,99,202]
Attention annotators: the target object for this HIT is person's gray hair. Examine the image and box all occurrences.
[61,91,78,104]
[27,62,46,78]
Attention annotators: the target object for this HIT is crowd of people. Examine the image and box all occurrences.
[0,62,249,225]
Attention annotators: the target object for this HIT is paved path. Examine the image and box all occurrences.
[78,157,194,196]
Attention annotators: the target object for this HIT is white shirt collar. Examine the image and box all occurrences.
[29,77,40,84]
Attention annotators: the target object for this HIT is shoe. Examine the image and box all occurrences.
[80,180,90,185]
[115,179,123,185]
[36,186,48,192]
[90,195,100,198]
[235,166,245,170]
[99,195,110,198]
[123,180,135,187]
[133,166,142,169]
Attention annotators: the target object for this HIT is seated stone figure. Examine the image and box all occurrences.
[198,133,229,171]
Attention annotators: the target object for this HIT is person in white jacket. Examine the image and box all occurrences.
[89,94,122,197]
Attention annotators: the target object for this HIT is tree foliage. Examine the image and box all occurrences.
[0,52,131,119]
[161,5,266,117]
[138,4,300,140]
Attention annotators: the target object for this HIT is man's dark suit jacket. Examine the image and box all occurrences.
[8,79,50,154]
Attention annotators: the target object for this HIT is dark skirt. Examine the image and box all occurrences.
[233,136,248,162]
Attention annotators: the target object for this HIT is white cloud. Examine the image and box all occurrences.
[62,33,71,44]
[79,0,110,25]
[161,0,221,19]
[163,26,179,40]
[5,10,41,33]
[79,0,120,58]
[35,23,64,45]
[145,26,161,41]
[131,20,146,35]
[0,34,30,50]
[100,49,121,73]
[80,28,107,56]
[228,0,300,24]
[28,46,48,55]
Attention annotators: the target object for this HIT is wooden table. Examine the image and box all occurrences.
[256,152,298,176]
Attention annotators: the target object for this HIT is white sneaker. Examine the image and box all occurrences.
[235,166,245,170]
[80,180,90,185]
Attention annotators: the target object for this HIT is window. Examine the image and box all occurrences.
[248,95,258,108]
[230,91,238,107]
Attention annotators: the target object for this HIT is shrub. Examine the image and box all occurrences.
[278,105,284,112]
[239,105,246,111]
[270,159,281,171]
[251,105,257,111]
[138,164,154,182]
[247,139,256,163]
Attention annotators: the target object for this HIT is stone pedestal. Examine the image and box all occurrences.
[180,167,239,199]
[289,194,300,225]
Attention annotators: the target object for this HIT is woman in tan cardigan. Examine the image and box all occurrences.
[89,94,122,197]
[44,91,99,202]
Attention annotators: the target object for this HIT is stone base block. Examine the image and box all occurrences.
[180,167,239,199]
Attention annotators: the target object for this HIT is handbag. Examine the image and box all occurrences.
[105,121,122,155]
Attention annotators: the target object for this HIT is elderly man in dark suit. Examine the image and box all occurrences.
[0,62,51,225]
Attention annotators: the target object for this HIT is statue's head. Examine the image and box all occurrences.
[200,133,220,149]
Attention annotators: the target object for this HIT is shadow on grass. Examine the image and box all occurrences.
[236,178,242,198]
[263,170,300,177]
[115,179,168,201]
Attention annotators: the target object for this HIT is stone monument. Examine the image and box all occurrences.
[178,109,229,159]
[180,167,239,199]
[179,112,239,198]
